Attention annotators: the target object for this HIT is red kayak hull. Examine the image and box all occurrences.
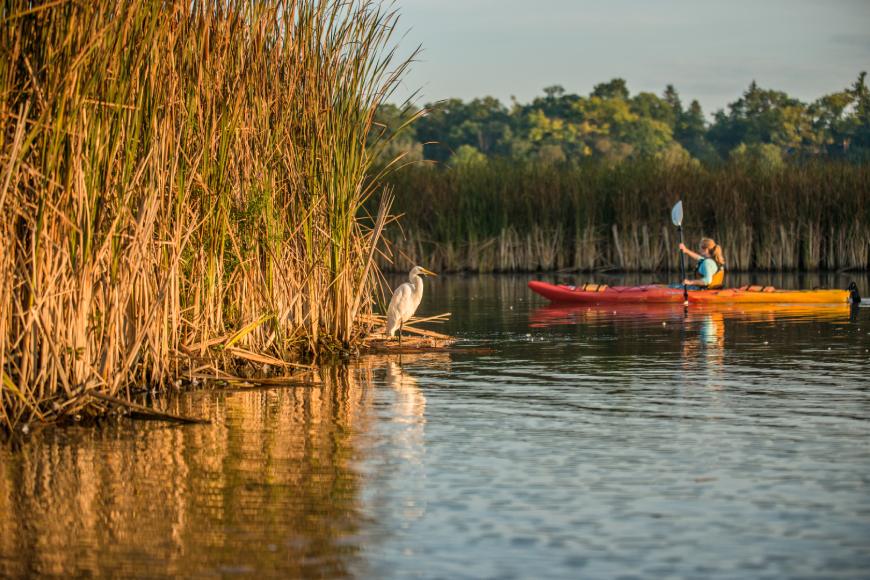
[527,281,852,304]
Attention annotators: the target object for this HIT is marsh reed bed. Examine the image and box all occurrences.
[0,0,413,430]
[382,160,869,273]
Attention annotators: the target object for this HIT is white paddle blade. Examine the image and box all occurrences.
[671,201,683,227]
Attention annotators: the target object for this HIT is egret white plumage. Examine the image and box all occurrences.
[386,266,437,342]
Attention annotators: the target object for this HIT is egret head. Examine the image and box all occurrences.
[409,265,437,279]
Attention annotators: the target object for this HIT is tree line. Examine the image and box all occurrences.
[375,73,870,170]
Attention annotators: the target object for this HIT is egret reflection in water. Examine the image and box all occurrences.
[385,359,427,425]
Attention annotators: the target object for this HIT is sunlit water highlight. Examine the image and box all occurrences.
[2,274,869,578]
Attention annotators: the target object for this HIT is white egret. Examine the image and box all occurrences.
[386,266,437,342]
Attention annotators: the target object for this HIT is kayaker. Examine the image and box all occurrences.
[679,238,726,289]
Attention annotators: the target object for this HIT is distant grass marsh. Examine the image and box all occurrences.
[382,160,869,273]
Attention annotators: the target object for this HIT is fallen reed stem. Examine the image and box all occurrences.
[87,391,210,425]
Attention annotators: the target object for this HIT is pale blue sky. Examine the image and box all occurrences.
[390,0,870,115]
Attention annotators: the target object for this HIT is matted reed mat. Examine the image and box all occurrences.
[360,312,456,352]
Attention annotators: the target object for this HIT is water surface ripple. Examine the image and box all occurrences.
[2,274,869,578]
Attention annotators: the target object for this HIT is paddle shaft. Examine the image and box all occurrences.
[677,225,688,301]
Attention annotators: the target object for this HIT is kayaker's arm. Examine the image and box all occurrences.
[679,243,702,261]
[683,277,708,287]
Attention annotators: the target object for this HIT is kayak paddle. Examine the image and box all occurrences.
[671,201,689,305]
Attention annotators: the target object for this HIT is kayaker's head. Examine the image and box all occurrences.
[699,238,725,267]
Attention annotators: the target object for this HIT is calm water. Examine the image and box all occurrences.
[2,274,869,578]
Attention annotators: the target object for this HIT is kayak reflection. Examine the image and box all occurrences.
[528,302,853,328]
[683,311,726,384]
[528,302,855,392]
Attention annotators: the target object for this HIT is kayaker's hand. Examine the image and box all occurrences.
[678,243,687,253]
[682,279,693,286]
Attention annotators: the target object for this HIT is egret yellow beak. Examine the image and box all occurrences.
[420,267,437,277]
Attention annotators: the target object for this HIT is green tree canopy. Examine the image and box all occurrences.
[375,73,870,167]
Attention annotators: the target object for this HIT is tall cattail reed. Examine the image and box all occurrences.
[381,159,870,273]
[0,0,415,430]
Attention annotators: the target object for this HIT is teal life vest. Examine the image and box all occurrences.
[695,258,725,289]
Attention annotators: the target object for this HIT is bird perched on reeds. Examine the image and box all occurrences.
[386,266,437,343]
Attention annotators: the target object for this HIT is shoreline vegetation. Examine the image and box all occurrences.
[380,160,869,273]
[0,0,417,431]
[2,3,868,433]
[374,76,869,273]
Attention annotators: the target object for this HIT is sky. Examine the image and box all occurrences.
[389,0,870,116]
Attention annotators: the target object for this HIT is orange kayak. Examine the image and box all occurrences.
[528,281,860,304]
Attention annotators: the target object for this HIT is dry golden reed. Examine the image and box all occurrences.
[0,0,415,430]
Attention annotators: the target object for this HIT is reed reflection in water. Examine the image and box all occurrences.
[0,365,394,578]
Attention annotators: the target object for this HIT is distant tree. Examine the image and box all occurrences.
[670,100,714,162]
[456,97,513,155]
[526,86,582,119]
[845,71,870,159]
[371,103,424,164]
[522,108,584,159]
[851,72,870,119]
[707,81,805,157]
[577,91,675,159]
[415,97,514,161]
[414,98,465,162]
[591,78,630,100]
[621,117,674,157]
[729,142,784,174]
[810,90,854,156]
[631,91,676,128]
[663,84,683,120]
[450,144,488,168]
[656,142,698,168]
[543,85,566,99]
[383,74,870,168]
[677,100,705,138]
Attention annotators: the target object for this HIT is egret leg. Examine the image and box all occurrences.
[398,321,403,346]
